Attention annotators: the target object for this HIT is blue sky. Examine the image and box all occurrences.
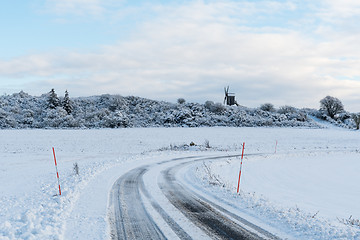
[1,0,360,112]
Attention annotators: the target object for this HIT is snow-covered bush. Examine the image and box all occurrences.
[42,107,68,128]
[339,216,360,228]
[278,105,297,114]
[204,101,225,114]
[278,106,307,122]
[352,113,360,130]
[0,90,355,129]
[260,103,276,112]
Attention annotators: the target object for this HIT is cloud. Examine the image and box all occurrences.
[1,1,360,111]
[313,0,360,35]
[318,0,360,19]
[43,0,123,17]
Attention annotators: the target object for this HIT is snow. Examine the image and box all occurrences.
[185,152,360,238]
[141,155,214,240]
[1,127,360,239]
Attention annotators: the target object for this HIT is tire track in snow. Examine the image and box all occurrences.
[108,167,166,240]
[109,154,278,239]
[159,158,279,240]
[139,175,193,240]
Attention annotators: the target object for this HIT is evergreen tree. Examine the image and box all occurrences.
[63,90,73,114]
[48,88,60,109]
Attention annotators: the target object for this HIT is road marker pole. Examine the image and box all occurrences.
[52,147,61,196]
[275,140,278,154]
[237,142,245,193]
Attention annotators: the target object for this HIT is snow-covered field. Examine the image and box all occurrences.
[0,127,359,239]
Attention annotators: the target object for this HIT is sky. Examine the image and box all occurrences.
[1,0,360,112]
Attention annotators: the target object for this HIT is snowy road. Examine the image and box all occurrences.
[108,167,166,239]
[2,128,359,239]
[109,155,279,240]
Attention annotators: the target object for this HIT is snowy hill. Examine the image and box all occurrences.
[0,90,357,129]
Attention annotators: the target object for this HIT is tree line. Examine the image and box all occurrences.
[0,89,359,129]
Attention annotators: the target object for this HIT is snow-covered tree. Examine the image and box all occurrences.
[42,107,69,128]
[108,95,126,112]
[278,105,297,114]
[63,90,72,114]
[320,96,344,119]
[260,103,276,112]
[352,113,360,130]
[0,90,342,129]
[177,98,186,104]
[48,89,60,109]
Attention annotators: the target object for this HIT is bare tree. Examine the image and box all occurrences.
[320,96,344,119]
[177,98,186,104]
[260,103,275,112]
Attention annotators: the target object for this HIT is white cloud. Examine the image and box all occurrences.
[319,0,360,19]
[43,0,122,16]
[1,1,360,111]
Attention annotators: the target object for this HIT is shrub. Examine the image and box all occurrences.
[177,98,186,104]
[339,215,360,227]
[278,105,297,114]
[205,101,225,113]
[205,101,214,109]
[204,139,210,148]
[73,163,79,175]
[260,103,276,112]
[352,113,360,130]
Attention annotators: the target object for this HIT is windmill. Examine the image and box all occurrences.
[224,86,237,106]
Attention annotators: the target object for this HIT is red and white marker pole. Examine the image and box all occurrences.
[237,142,245,193]
[52,147,61,196]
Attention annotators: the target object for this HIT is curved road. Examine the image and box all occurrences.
[108,155,279,239]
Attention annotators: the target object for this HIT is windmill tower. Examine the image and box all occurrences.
[224,86,237,106]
